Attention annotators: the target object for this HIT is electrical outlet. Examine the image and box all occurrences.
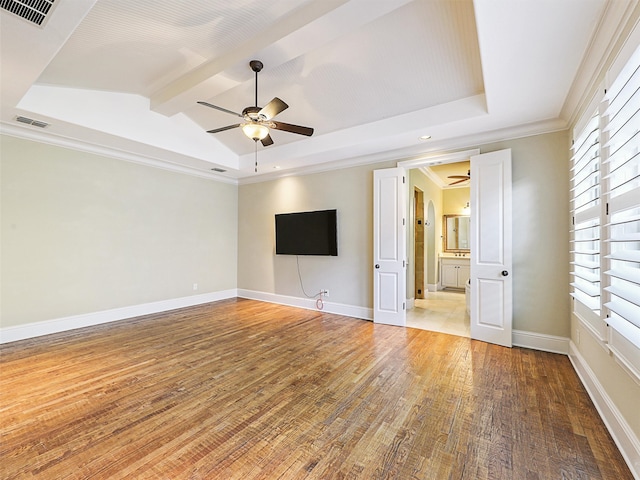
[193,283,198,291]
[322,289,329,297]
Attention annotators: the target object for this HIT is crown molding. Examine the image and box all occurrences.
[2,115,566,187]
[238,118,566,184]
[0,122,238,185]
[562,0,640,129]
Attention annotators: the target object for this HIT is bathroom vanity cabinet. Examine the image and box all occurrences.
[440,257,470,289]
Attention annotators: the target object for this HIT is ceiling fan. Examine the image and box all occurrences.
[448,170,470,186]
[198,60,314,149]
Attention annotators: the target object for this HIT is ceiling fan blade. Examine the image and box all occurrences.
[207,124,241,134]
[449,178,469,186]
[259,97,288,120]
[198,101,243,118]
[271,121,314,136]
[448,175,470,179]
[260,134,274,147]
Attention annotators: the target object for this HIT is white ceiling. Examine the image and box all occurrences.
[0,0,626,182]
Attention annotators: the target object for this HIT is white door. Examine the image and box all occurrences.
[373,168,406,326]
[470,149,513,347]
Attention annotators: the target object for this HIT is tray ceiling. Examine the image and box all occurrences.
[0,0,617,180]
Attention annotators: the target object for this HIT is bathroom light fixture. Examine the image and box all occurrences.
[419,135,432,140]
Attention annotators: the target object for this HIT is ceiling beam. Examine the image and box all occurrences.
[149,0,413,117]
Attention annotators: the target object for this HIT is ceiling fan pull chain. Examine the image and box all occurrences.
[254,140,258,173]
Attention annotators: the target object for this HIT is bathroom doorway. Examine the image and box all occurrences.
[407,161,471,338]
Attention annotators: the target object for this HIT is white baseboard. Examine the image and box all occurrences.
[569,342,640,480]
[237,289,373,321]
[427,283,438,292]
[512,329,570,354]
[0,289,237,344]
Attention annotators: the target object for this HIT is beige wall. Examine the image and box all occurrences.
[481,131,571,337]
[572,314,640,442]
[238,161,396,307]
[238,131,570,337]
[1,135,238,327]
[2,129,569,339]
[443,187,470,215]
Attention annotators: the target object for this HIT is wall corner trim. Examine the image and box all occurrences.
[0,290,238,344]
[237,289,373,321]
[569,342,640,479]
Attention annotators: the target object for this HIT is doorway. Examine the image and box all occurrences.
[409,164,470,338]
[373,148,513,347]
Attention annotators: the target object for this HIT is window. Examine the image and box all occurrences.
[571,44,640,377]
[602,44,640,350]
[570,111,601,315]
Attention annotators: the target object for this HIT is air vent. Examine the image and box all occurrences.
[1,0,56,27]
[211,168,226,173]
[16,116,49,128]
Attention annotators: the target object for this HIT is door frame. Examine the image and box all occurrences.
[392,148,513,347]
[373,149,481,328]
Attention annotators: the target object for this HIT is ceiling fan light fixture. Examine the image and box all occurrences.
[242,123,269,141]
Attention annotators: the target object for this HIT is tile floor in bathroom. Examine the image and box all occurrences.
[407,289,470,338]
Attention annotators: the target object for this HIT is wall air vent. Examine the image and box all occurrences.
[16,116,49,128]
[1,0,56,27]
[211,168,226,173]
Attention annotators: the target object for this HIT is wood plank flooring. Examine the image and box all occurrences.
[0,298,633,479]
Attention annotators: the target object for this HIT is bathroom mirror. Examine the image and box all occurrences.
[443,215,470,252]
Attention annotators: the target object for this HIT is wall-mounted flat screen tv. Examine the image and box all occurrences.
[275,209,338,256]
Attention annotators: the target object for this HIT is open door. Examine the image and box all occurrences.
[470,149,513,347]
[373,167,406,326]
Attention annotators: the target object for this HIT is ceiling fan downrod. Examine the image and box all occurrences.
[250,60,263,108]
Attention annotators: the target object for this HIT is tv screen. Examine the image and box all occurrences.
[275,209,338,256]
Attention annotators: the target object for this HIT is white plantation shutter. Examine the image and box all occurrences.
[570,111,601,313]
[602,44,640,348]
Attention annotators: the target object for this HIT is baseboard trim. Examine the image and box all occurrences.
[407,297,415,310]
[569,342,640,479]
[512,329,570,354]
[237,289,373,321]
[0,290,238,344]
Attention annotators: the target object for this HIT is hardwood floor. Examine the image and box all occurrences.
[0,298,633,479]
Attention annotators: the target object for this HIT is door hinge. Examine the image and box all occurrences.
[606,202,609,215]
[403,218,405,226]
[403,260,406,268]
[402,176,406,184]
[403,302,406,310]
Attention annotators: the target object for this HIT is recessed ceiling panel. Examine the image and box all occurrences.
[197,0,484,155]
[36,0,314,95]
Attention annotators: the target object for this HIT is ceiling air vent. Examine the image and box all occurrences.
[211,168,226,173]
[16,116,49,128]
[1,0,56,27]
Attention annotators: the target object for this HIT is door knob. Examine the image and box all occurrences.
[501,270,509,277]
[375,264,380,269]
